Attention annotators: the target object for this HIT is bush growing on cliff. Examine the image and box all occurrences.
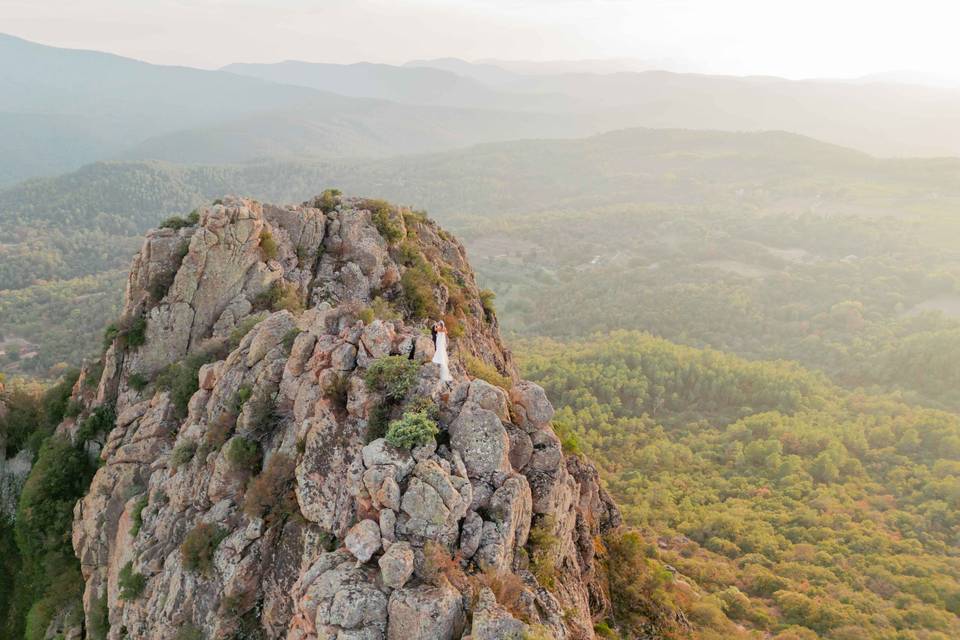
[118,562,146,600]
[243,453,299,525]
[130,494,149,537]
[125,315,148,348]
[363,199,404,244]
[75,404,115,443]
[385,410,438,449]
[181,523,228,574]
[225,437,260,473]
[87,594,110,640]
[159,215,193,230]
[252,281,303,314]
[170,440,198,467]
[103,314,148,350]
[259,229,278,261]
[127,372,148,392]
[400,265,440,319]
[12,436,96,640]
[364,356,419,401]
[315,188,340,213]
[155,344,228,417]
[479,289,496,322]
[604,530,682,636]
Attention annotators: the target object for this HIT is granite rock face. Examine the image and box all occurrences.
[66,193,620,640]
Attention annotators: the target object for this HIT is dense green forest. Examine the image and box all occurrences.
[519,332,960,639]
[0,372,103,640]
[2,127,960,638]
[3,129,960,380]
[467,204,960,412]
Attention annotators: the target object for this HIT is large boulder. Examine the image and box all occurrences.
[378,541,415,589]
[387,583,466,640]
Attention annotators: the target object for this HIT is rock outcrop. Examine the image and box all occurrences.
[66,193,620,640]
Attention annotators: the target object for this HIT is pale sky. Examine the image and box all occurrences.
[2,0,960,80]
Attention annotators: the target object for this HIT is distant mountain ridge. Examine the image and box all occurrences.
[6,31,960,189]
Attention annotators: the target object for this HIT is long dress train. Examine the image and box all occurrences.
[432,331,453,382]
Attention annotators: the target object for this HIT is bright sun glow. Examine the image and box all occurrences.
[1,0,959,81]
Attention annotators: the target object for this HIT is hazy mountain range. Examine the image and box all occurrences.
[4,31,960,189]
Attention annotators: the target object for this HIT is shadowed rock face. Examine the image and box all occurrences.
[65,193,620,640]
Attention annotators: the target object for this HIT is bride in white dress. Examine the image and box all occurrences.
[432,320,454,382]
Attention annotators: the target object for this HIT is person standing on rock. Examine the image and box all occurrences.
[432,320,453,382]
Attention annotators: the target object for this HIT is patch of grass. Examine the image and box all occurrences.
[593,621,619,639]
[244,393,280,439]
[603,530,680,636]
[473,567,529,622]
[528,515,559,590]
[225,437,260,473]
[228,315,263,350]
[170,440,198,468]
[118,561,146,600]
[281,328,302,352]
[364,356,419,401]
[252,281,303,314]
[181,523,228,574]
[403,209,429,226]
[385,410,438,449]
[174,623,204,640]
[103,322,120,350]
[465,355,511,390]
[64,399,83,418]
[130,494,149,537]
[522,626,555,640]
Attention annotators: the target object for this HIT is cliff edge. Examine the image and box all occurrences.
[63,192,621,640]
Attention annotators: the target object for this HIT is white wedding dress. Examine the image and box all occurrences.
[432,331,453,382]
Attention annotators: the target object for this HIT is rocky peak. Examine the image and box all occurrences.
[67,192,621,640]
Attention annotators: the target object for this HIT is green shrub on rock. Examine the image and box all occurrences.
[130,494,148,537]
[259,229,278,261]
[180,523,228,574]
[225,437,260,473]
[170,440,197,468]
[364,356,419,401]
[118,561,146,600]
[385,411,438,449]
[75,404,115,443]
